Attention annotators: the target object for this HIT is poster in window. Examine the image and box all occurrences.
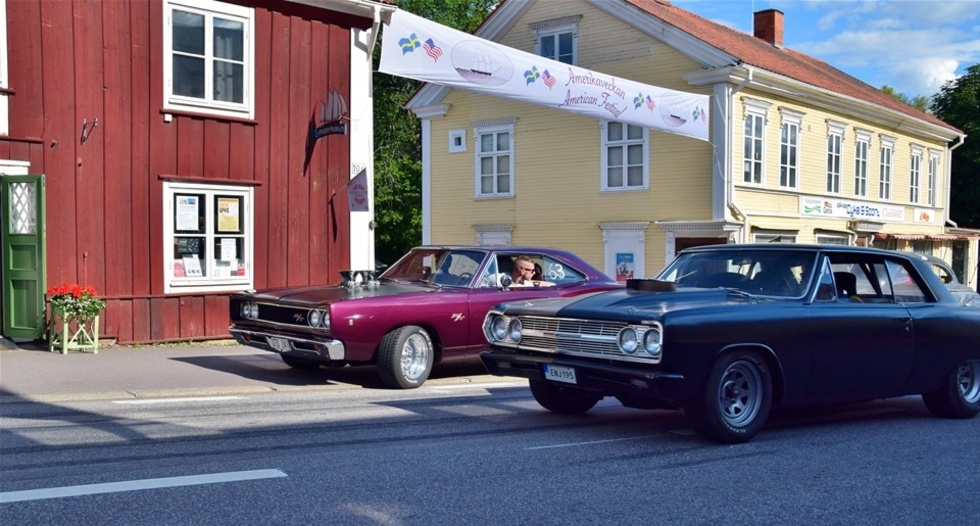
[176,195,199,231]
[220,238,237,261]
[217,197,240,232]
[182,256,204,277]
[615,253,634,283]
[176,237,202,256]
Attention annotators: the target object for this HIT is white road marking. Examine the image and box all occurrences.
[113,396,245,405]
[0,469,287,503]
[525,434,660,450]
[429,382,525,391]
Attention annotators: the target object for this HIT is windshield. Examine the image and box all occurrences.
[380,248,488,287]
[656,249,817,298]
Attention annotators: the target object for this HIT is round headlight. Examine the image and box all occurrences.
[490,315,508,341]
[508,319,523,342]
[308,309,322,327]
[643,329,662,357]
[240,302,252,319]
[618,327,639,354]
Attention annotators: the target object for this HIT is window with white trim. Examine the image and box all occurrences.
[854,131,871,197]
[927,152,939,206]
[601,121,648,191]
[164,0,254,119]
[474,122,514,198]
[754,232,797,244]
[742,101,769,185]
[878,137,894,200]
[826,121,845,194]
[816,233,849,245]
[163,181,253,293]
[534,22,577,65]
[909,146,922,204]
[779,109,802,189]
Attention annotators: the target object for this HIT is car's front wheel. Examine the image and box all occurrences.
[529,379,602,414]
[377,325,434,389]
[280,354,320,370]
[922,361,980,419]
[684,351,772,444]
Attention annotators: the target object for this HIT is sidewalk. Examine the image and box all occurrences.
[0,342,498,403]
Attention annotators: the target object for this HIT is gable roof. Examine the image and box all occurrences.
[407,0,960,138]
[623,0,959,134]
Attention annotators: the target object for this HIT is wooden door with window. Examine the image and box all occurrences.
[1,175,46,340]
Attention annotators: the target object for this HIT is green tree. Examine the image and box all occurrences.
[881,84,930,112]
[373,0,498,265]
[931,64,980,228]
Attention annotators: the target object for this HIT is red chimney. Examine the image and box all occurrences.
[754,9,784,47]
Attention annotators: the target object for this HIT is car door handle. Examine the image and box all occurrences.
[894,317,912,331]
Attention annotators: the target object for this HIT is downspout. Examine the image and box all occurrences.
[728,67,753,242]
[944,134,965,228]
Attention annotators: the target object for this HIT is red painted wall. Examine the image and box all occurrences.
[1,0,362,343]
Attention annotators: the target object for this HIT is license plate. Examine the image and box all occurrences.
[268,337,291,353]
[543,364,577,384]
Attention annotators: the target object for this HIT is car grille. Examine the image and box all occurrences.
[517,315,655,363]
[237,300,328,332]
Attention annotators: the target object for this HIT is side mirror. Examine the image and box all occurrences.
[500,275,513,288]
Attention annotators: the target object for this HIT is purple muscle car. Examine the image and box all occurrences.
[229,246,620,388]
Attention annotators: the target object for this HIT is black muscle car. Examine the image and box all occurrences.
[480,244,980,443]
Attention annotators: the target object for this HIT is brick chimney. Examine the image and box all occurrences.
[754,9,784,47]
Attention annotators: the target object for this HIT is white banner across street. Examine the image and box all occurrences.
[380,10,710,142]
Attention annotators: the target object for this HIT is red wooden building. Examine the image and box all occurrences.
[0,0,386,344]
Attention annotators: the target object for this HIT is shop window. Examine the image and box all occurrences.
[164,181,253,293]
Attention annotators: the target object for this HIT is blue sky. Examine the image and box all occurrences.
[673,0,980,98]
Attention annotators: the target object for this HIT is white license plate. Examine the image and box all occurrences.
[543,364,577,384]
[268,337,291,353]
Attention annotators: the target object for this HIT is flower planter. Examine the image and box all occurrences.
[48,304,100,354]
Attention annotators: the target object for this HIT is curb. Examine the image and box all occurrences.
[0,375,527,404]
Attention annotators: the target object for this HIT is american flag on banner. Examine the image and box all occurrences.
[542,70,556,89]
[645,95,656,111]
[422,38,443,61]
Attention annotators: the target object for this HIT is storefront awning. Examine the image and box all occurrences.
[380,10,710,142]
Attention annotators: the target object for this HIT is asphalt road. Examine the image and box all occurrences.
[3,366,980,525]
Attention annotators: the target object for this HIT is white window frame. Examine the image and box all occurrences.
[753,231,797,244]
[600,120,649,192]
[449,129,466,153]
[741,100,769,186]
[909,145,922,204]
[778,109,802,189]
[533,21,577,65]
[816,233,850,245]
[854,130,871,197]
[826,121,846,195]
[878,136,895,200]
[927,152,939,207]
[474,120,515,199]
[163,0,255,119]
[163,181,254,293]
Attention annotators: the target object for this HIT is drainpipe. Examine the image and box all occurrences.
[728,67,753,242]
[944,134,965,228]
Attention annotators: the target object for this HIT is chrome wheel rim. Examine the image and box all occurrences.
[956,362,980,405]
[718,360,763,428]
[400,333,431,382]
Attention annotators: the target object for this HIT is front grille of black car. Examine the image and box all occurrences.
[517,315,655,363]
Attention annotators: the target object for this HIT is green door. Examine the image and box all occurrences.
[1,175,46,340]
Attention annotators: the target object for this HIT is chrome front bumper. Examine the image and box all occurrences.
[229,327,346,362]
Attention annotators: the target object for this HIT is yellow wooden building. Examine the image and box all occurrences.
[404,0,977,289]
